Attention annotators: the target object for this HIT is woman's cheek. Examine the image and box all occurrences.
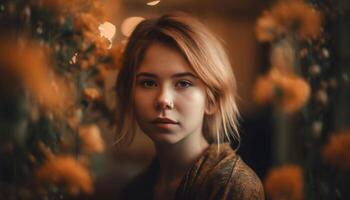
[133,91,146,111]
[134,90,155,113]
[178,89,206,111]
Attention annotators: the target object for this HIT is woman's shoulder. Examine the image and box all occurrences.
[208,144,264,199]
[227,157,265,199]
[178,143,265,200]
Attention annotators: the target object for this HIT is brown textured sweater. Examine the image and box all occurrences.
[120,143,265,200]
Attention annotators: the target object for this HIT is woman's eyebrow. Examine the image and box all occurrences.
[136,72,198,79]
[172,72,197,79]
[136,72,156,78]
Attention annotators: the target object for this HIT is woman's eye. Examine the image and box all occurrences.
[139,80,157,88]
[176,80,192,88]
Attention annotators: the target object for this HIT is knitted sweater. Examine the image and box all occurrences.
[120,143,265,200]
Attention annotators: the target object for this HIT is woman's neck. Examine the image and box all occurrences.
[154,131,209,183]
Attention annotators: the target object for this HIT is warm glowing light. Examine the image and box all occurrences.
[147,0,160,6]
[121,16,145,37]
[69,52,78,64]
[79,124,105,154]
[98,21,116,49]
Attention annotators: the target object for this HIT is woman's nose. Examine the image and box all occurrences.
[155,87,174,111]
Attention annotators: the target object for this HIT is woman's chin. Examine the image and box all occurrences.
[146,132,182,145]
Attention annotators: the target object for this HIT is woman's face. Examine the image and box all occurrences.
[133,43,208,145]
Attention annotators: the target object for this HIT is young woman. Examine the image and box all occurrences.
[116,12,264,200]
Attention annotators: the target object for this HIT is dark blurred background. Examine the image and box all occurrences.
[1,0,350,199]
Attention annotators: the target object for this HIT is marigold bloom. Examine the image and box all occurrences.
[36,156,93,195]
[265,165,303,200]
[253,69,310,113]
[270,0,322,40]
[322,131,350,170]
[255,11,285,42]
[79,124,105,154]
[255,0,322,41]
[273,72,310,113]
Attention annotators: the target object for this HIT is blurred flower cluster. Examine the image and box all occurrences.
[0,0,122,199]
[0,38,74,115]
[252,0,323,114]
[255,0,322,42]
[256,0,349,199]
[253,69,310,113]
[253,0,321,114]
[36,155,93,195]
[322,131,350,171]
[265,165,304,200]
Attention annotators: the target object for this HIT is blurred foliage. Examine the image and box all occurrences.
[0,0,122,199]
[254,0,350,199]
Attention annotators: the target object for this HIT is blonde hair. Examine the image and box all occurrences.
[115,12,240,147]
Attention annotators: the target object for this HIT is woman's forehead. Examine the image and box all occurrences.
[136,43,196,77]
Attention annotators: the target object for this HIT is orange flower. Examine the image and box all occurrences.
[265,165,303,200]
[271,70,310,113]
[0,37,74,113]
[256,0,322,41]
[253,69,310,113]
[79,124,105,154]
[36,155,93,195]
[270,0,322,40]
[255,11,285,42]
[252,76,275,105]
[322,131,350,170]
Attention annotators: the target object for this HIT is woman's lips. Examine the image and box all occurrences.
[151,117,178,124]
[151,117,179,129]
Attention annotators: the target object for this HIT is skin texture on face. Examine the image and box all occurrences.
[133,43,209,145]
